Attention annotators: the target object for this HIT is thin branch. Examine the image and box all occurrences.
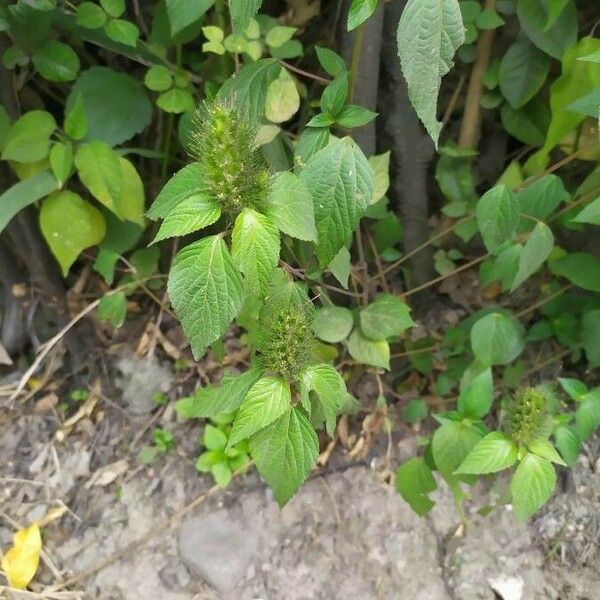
[279,60,331,86]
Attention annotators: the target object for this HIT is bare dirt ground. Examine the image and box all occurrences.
[1,348,600,600]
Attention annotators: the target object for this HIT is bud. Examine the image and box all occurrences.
[505,386,553,446]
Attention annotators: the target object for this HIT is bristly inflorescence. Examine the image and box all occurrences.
[504,386,554,446]
[255,304,316,383]
[189,100,270,215]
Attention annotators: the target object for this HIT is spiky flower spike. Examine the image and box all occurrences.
[255,303,316,383]
[505,386,553,446]
[189,100,270,215]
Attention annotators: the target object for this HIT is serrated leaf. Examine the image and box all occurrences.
[40,191,106,276]
[229,376,291,446]
[168,236,245,359]
[175,368,263,418]
[347,0,378,31]
[300,137,373,267]
[264,172,317,242]
[347,328,390,369]
[396,0,465,146]
[511,453,556,520]
[315,46,347,78]
[476,184,520,253]
[250,406,318,505]
[510,221,554,291]
[359,294,414,340]
[432,421,484,477]
[301,364,346,436]
[527,439,566,465]
[232,208,280,299]
[470,312,525,367]
[457,367,493,419]
[575,396,600,441]
[153,191,221,243]
[455,432,518,474]
[395,457,437,516]
[229,0,262,32]
[554,425,581,466]
[313,306,354,343]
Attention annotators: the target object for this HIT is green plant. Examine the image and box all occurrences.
[138,427,175,464]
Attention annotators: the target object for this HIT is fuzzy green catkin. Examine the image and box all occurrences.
[505,386,553,446]
[188,101,270,215]
[255,304,315,383]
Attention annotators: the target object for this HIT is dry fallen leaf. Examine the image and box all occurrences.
[1,523,42,589]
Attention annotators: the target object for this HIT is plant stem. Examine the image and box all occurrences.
[279,61,330,86]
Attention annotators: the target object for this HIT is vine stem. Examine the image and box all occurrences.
[279,61,330,86]
[348,22,365,103]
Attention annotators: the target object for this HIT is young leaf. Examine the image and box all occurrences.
[153,190,221,243]
[39,191,106,276]
[264,172,317,242]
[250,406,319,506]
[510,221,554,291]
[395,457,437,516]
[554,425,581,466]
[315,46,347,78]
[510,452,556,520]
[347,0,378,31]
[321,75,348,117]
[2,110,56,163]
[527,439,567,466]
[64,94,88,141]
[229,376,291,446]
[457,367,493,419]
[575,396,600,441]
[476,184,520,253]
[396,0,465,146]
[147,162,204,220]
[313,306,354,343]
[203,424,228,450]
[335,105,378,128]
[32,39,80,82]
[232,208,280,299]
[470,312,525,367]
[175,368,263,419]
[168,236,245,359]
[301,364,346,435]
[328,246,352,288]
[300,137,373,267]
[347,328,390,369]
[359,294,414,340]
[76,2,107,28]
[455,432,518,474]
[49,142,73,186]
[432,421,484,477]
[558,377,588,402]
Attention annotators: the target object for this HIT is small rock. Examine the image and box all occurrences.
[178,511,258,592]
[159,563,191,591]
[488,575,524,600]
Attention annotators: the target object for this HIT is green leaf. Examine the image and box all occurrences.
[211,461,233,487]
[203,424,228,450]
[76,2,107,28]
[250,406,318,506]
[300,137,373,267]
[301,364,346,436]
[104,18,140,47]
[527,439,566,465]
[457,368,493,419]
[347,328,390,369]
[573,196,600,225]
[66,67,151,146]
[368,151,390,205]
[64,94,88,141]
[582,310,600,368]
[432,421,484,477]
[396,0,465,146]
[315,46,347,78]
[313,306,354,343]
[49,142,73,186]
[470,312,525,367]
[516,174,569,230]
[264,172,317,242]
[320,75,348,117]
[39,191,106,276]
[32,40,80,82]
[168,236,245,358]
[1,110,56,163]
[97,291,127,328]
[510,222,554,291]
[554,425,581,466]
[475,8,504,29]
[347,0,378,31]
[156,88,195,113]
[501,97,549,146]
[575,396,600,441]
[232,208,280,299]
[265,25,296,48]
[75,141,122,215]
[165,0,215,35]
[455,432,518,474]
[265,69,300,123]
[202,25,224,42]
[328,246,352,288]
[551,252,600,293]
[229,0,262,32]
[175,368,263,418]
[510,453,556,520]
[476,184,520,253]
[558,377,588,401]
[153,188,221,243]
[517,0,577,60]
[0,171,58,233]
[499,36,550,109]
[335,105,378,128]
[218,59,281,122]
[359,294,414,340]
[401,399,429,423]
[545,0,571,29]
[395,457,437,516]
[100,0,124,18]
[147,162,204,219]
[115,158,146,226]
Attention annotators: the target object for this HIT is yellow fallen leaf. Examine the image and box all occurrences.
[1,523,42,589]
